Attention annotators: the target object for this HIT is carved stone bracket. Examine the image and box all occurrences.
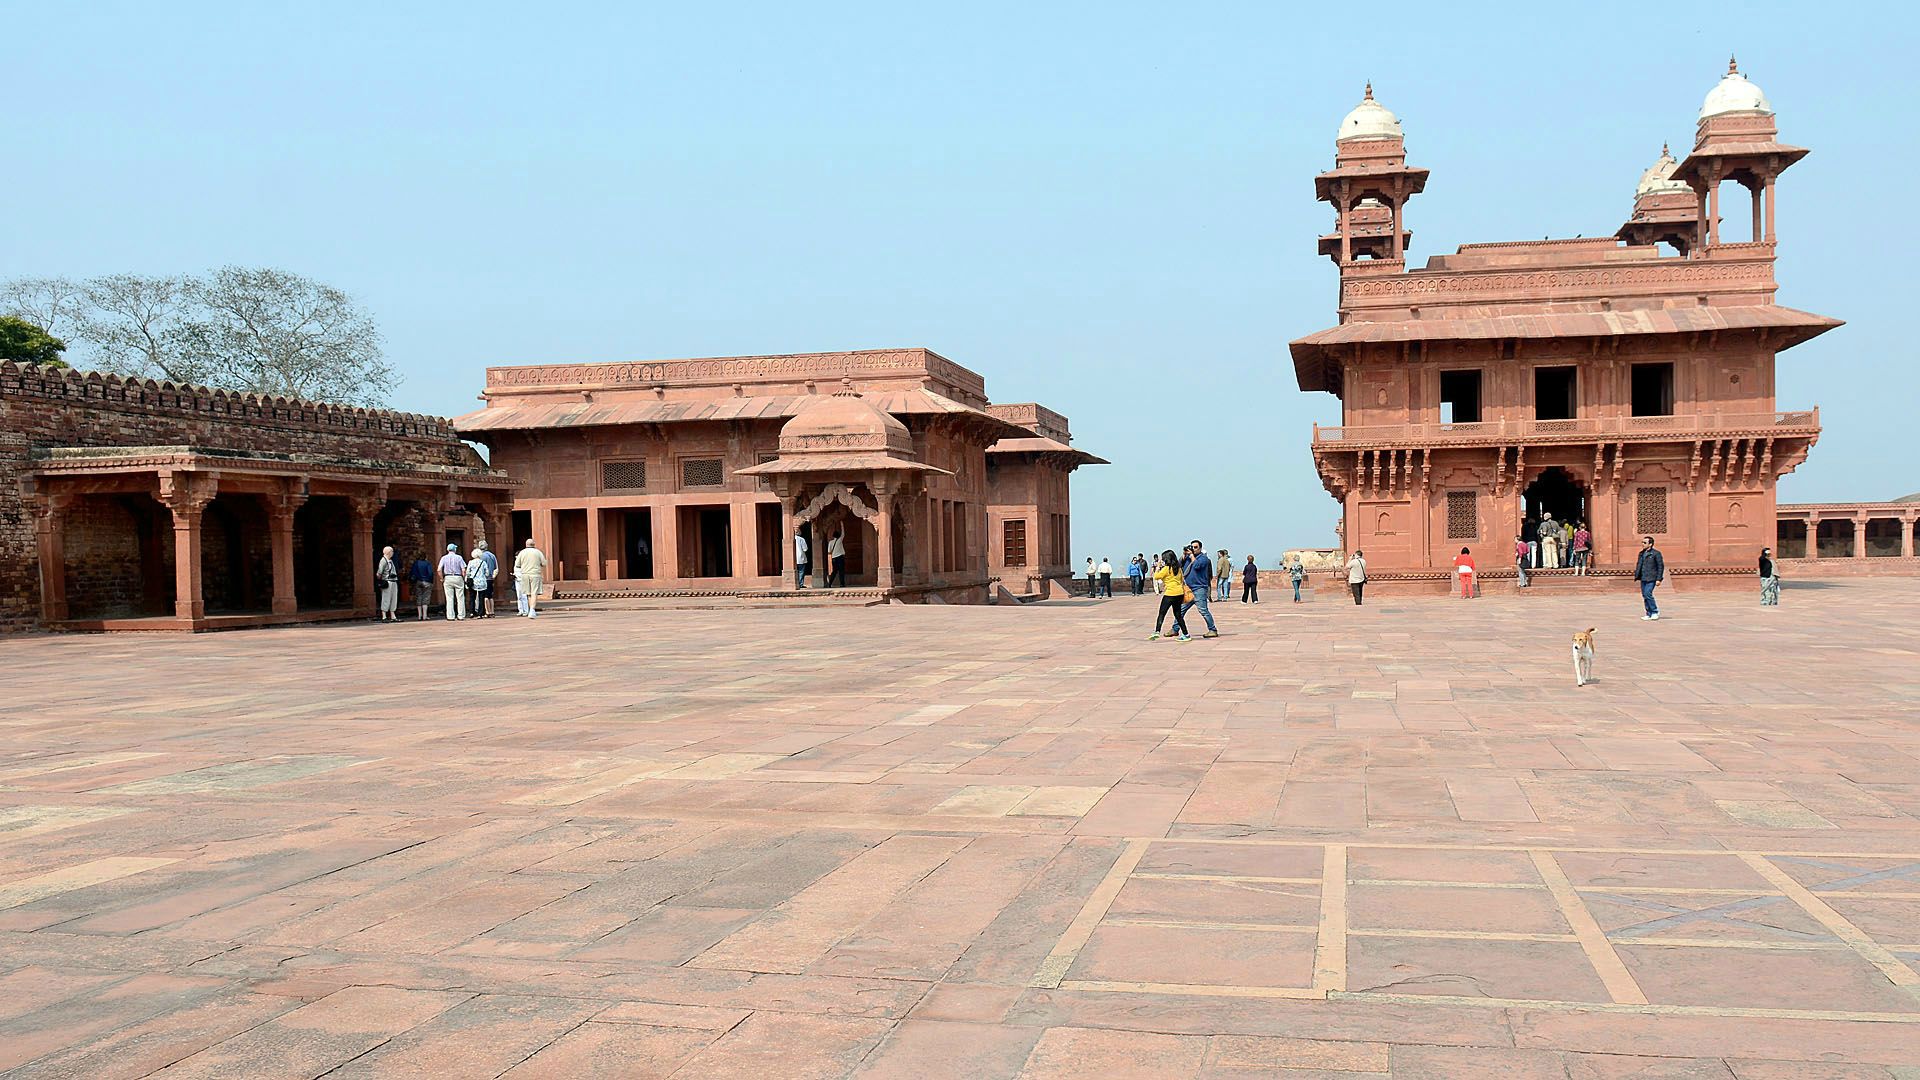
[795,483,877,526]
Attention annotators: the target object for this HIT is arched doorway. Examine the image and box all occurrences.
[1522,467,1589,533]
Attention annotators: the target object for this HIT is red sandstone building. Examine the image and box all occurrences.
[453,349,1101,603]
[1292,66,1841,591]
[2,363,515,632]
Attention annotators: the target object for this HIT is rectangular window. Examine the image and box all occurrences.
[1534,366,1578,421]
[1636,487,1669,535]
[600,459,647,492]
[1631,362,1675,417]
[1445,490,1478,539]
[1003,519,1027,567]
[680,457,724,489]
[753,451,777,492]
[1439,370,1482,424]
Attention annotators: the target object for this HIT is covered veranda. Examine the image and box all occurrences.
[23,446,515,631]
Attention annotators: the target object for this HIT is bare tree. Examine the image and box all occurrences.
[1,267,398,406]
[0,277,85,341]
[74,274,217,385]
[194,267,395,407]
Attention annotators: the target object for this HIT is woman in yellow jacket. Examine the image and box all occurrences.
[1150,548,1192,641]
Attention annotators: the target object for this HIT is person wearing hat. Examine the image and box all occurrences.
[437,543,469,621]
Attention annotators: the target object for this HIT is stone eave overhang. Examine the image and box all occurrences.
[26,446,518,488]
[1289,305,1843,394]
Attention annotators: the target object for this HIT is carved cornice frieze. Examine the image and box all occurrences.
[1340,258,1775,304]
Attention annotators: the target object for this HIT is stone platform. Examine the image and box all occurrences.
[1,580,1918,1076]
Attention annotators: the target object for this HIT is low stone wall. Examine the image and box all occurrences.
[1773,556,1920,578]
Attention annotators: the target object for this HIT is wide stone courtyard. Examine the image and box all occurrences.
[2,580,1919,1077]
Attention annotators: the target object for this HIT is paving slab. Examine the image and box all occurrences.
[1,580,1918,1075]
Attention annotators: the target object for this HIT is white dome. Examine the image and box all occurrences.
[1700,58,1772,119]
[1337,84,1403,142]
[1635,144,1691,197]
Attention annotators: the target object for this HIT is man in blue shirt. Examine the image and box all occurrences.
[1179,539,1219,637]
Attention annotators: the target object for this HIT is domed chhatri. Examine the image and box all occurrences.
[1635,143,1690,198]
[1337,82,1403,143]
[778,389,914,456]
[1700,55,1772,119]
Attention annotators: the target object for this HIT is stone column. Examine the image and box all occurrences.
[30,492,74,623]
[1804,513,1820,560]
[586,506,604,582]
[267,485,307,616]
[1902,513,1916,559]
[728,499,756,583]
[1853,513,1869,560]
[654,501,680,585]
[874,486,896,591]
[348,492,384,615]
[1763,177,1776,243]
[159,474,213,624]
[778,488,799,589]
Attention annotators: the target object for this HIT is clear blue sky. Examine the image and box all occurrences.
[6,1,1912,561]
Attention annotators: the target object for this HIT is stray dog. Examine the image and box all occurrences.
[1572,627,1596,687]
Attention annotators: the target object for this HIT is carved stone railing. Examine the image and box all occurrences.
[1312,408,1819,448]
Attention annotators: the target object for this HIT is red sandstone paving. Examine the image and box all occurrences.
[1,581,1919,1075]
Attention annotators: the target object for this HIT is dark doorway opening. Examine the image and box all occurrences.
[1522,467,1588,533]
[755,503,783,577]
[511,510,532,554]
[1534,366,1578,421]
[678,505,732,577]
[63,494,175,618]
[619,508,654,579]
[1632,362,1675,417]
[1439,369,1482,424]
[1776,519,1807,560]
[293,496,354,610]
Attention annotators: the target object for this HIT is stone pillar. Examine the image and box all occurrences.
[267,485,307,616]
[159,474,213,624]
[874,487,896,591]
[1389,195,1403,259]
[779,489,799,589]
[349,493,384,615]
[654,501,680,584]
[1902,513,1916,559]
[1338,182,1352,264]
[586,506,604,582]
[1853,514,1869,560]
[1805,513,1820,560]
[728,499,756,582]
[921,495,936,580]
[1763,177,1776,243]
[30,492,74,623]
[1707,181,1720,246]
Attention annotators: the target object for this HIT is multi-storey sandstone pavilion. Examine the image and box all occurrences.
[1292,63,1841,591]
[453,349,1101,603]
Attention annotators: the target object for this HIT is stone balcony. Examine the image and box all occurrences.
[1311,408,1819,450]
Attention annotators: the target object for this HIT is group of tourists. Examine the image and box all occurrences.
[373,537,549,622]
[1514,512,1593,586]
[1096,540,1304,641]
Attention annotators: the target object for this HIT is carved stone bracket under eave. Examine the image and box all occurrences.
[795,483,878,526]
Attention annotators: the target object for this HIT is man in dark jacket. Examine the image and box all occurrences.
[1633,536,1665,620]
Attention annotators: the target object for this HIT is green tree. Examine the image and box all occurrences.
[0,315,68,367]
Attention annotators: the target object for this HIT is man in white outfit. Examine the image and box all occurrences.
[514,538,548,618]
[793,529,809,590]
[437,544,468,621]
